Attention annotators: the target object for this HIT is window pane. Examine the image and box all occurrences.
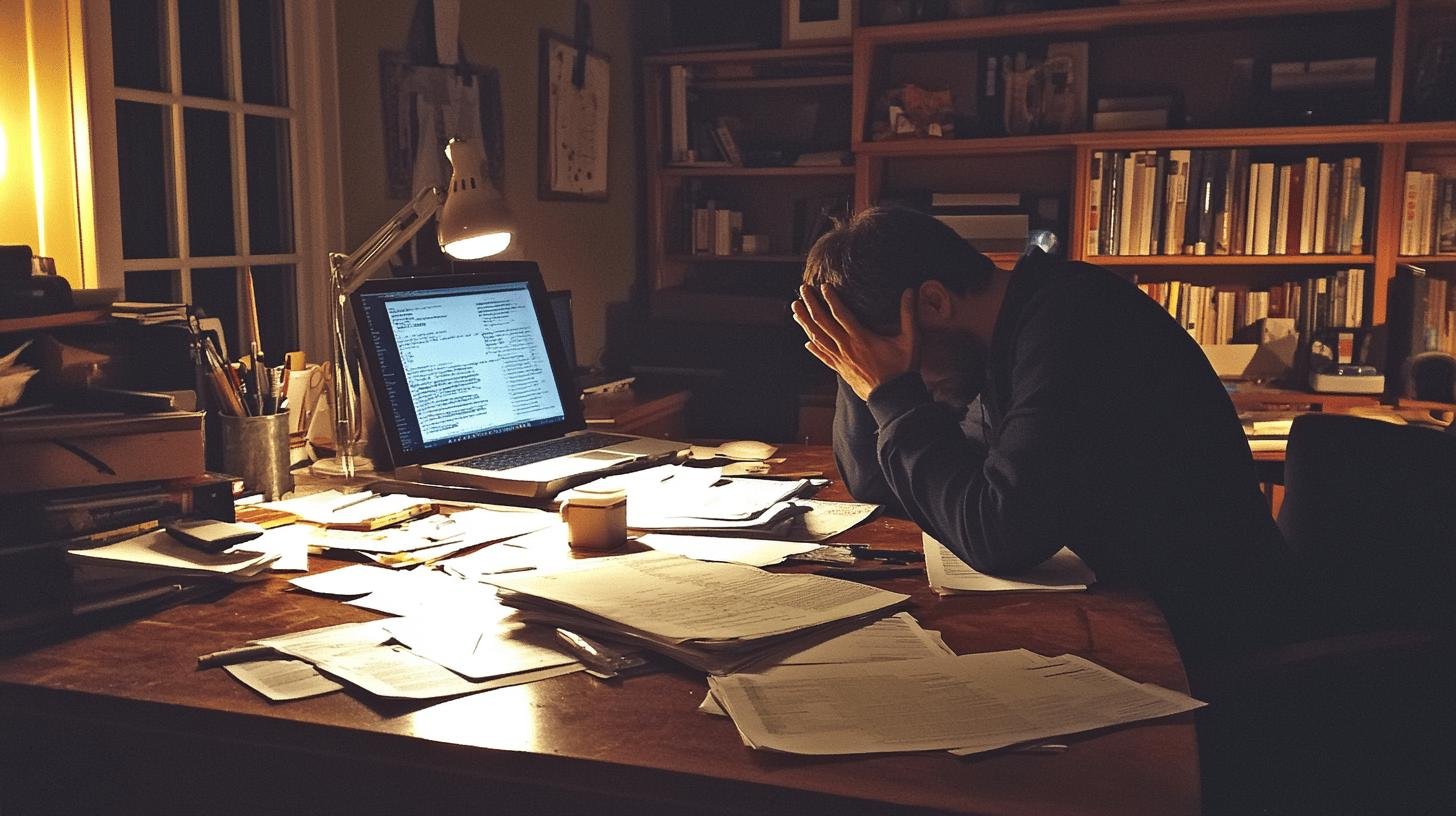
[123,270,180,303]
[179,0,228,99]
[250,264,298,358]
[110,0,167,91]
[183,108,236,256]
[116,101,175,259]
[239,0,287,106]
[245,116,294,254]
[189,267,239,359]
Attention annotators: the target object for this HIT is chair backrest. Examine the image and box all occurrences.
[1278,413,1456,630]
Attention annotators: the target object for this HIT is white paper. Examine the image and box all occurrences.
[708,651,1203,756]
[924,533,1095,595]
[383,615,578,681]
[316,644,580,700]
[289,564,404,597]
[486,550,908,644]
[232,524,312,572]
[252,620,397,664]
[637,533,819,567]
[795,499,879,541]
[436,542,542,580]
[224,658,343,701]
[68,530,277,577]
[347,568,504,618]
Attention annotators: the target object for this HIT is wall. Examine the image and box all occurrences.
[335,0,642,368]
[0,0,94,287]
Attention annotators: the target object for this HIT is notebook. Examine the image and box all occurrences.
[350,267,686,498]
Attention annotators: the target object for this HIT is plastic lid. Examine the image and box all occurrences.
[561,486,627,508]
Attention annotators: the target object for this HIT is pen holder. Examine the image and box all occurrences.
[559,486,627,551]
[220,410,294,501]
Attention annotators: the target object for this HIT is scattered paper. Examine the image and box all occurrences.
[289,564,403,597]
[67,530,277,579]
[233,524,312,571]
[315,644,579,700]
[637,533,819,567]
[794,499,879,541]
[347,568,504,618]
[924,534,1095,595]
[252,620,396,664]
[708,650,1203,756]
[383,615,579,681]
[223,658,343,701]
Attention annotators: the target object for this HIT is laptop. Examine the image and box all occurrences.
[350,267,686,499]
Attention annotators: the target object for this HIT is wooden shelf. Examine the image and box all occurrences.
[854,0,1391,45]
[1089,254,1375,267]
[661,165,855,177]
[645,45,851,66]
[667,254,808,264]
[694,75,852,91]
[0,310,108,334]
[1398,255,1456,263]
[854,122,1456,158]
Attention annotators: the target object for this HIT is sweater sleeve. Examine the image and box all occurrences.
[867,309,1089,575]
[830,377,901,509]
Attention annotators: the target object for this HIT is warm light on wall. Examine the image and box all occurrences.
[0,123,8,181]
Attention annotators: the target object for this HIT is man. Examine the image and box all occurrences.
[791,206,1301,676]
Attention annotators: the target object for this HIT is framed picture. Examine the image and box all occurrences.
[539,30,610,201]
[783,0,856,46]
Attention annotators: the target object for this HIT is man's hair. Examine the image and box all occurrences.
[803,206,997,334]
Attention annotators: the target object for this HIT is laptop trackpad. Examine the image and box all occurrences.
[498,450,636,480]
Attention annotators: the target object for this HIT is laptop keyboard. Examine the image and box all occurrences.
[455,433,626,471]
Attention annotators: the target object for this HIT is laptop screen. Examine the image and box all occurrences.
[353,270,583,466]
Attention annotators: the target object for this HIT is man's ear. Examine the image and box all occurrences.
[915,280,956,329]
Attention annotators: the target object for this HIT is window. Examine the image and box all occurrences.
[83,0,339,360]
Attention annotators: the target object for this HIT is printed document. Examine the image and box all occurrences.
[486,551,907,644]
[924,533,1095,594]
[707,650,1203,755]
[224,659,343,701]
[637,533,820,567]
[383,615,578,681]
[314,644,579,700]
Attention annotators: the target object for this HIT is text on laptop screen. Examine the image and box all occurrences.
[357,280,567,453]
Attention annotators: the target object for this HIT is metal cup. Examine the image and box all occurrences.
[220,411,294,501]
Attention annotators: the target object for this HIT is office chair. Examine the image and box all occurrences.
[1199,414,1456,815]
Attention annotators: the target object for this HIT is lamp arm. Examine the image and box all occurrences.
[331,185,444,296]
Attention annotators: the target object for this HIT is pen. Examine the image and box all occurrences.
[328,491,376,513]
[196,644,276,669]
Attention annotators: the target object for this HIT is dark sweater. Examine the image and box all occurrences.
[834,250,1299,669]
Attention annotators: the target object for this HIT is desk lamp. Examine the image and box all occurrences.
[315,138,513,477]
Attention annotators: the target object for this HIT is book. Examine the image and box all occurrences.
[1,473,234,543]
[668,65,689,163]
[1086,154,1103,256]
[0,411,205,494]
[1440,178,1456,254]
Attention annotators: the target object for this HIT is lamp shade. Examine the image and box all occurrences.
[437,138,514,259]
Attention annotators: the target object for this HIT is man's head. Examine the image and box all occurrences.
[803,206,1000,406]
[803,206,998,335]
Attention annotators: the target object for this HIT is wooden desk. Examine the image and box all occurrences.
[0,447,1198,815]
[582,383,690,440]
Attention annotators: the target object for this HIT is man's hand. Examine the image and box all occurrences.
[791,284,918,401]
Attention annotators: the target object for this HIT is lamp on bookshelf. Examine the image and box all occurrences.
[315,137,514,478]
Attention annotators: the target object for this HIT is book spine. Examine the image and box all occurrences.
[1351,185,1367,255]
[1183,150,1204,254]
[1165,150,1191,255]
[1230,149,1251,256]
[1440,178,1456,254]
[1286,162,1306,255]
[1300,156,1319,254]
[1215,149,1236,255]
[1314,163,1332,254]
[1119,153,1137,255]
[1087,152,1103,257]
[668,65,689,163]
[1275,165,1292,255]
[1243,160,1260,256]
[1149,153,1167,257]
[1253,163,1274,256]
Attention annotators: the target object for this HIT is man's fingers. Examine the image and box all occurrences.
[791,299,837,352]
[803,340,835,371]
[799,285,848,347]
[816,285,866,339]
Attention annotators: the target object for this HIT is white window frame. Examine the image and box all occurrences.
[80,0,341,359]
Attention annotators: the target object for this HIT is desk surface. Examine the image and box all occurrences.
[0,447,1198,815]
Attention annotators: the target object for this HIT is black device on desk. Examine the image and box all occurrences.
[1306,326,1385,394]
[0,245,72,318]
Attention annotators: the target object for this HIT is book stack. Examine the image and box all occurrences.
[1087,149,1368,257]
[690,200,745,255]
[0,409,228,642]
[1090,93,1176,132]
[929,192,1030,253]
[484,550,908,674]
[1387,266,1456,392]
[1136,268,1366,347]
[1400,172,1456,256]
[109,301,188,325]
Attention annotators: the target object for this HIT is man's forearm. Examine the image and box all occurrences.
[831,377,900,508]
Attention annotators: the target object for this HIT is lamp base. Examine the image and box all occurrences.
[309,454,377,478]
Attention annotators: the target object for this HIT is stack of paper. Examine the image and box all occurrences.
[707,649,1204,756]
[485,550,909,674]
[67,529,278,581]
[924,533,1095,595]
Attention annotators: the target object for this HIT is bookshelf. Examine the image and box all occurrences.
[844,0,1456,336]
[642,1,1456,436]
